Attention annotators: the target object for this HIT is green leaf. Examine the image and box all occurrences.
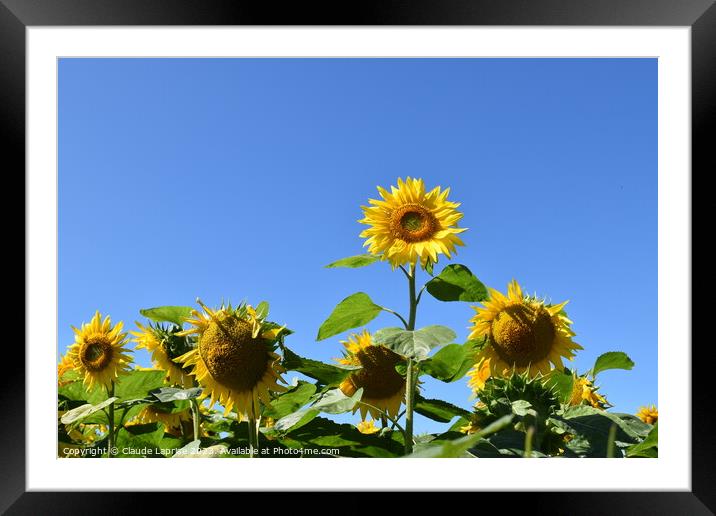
[255,301,270,319]
[511,400,536,417]
[592,352,635,378]
[316,292,383,341]
[272,408,320,435]
[268,388,363,436]
[139,305,193,327]
[421,340,479,382]
[114,370,167,401]
[60,397,118,425]
[414,395,471,423]
[58,381,106,404]
[543,369,575,403]
[149,387,203,402]
[425,264,488,302]
[159,435,185,457]
[275,416,405,458]
[373,325,456,360]
[281,348,359,386]
[550,406,640,457]
[82,402,147,427]
[408,415,514,458]
[264,382,317,419]
[311,387,363,415]
[611,413,653,439]
[115,422,166,457]
[626,422,658,458]
[325,254,381,268]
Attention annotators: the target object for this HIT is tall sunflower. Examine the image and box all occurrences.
[175,301,287,420]
[467,280,582,393]
[359,177,466,268]
[131,322,195,388]
[67,311,133,391]
[636,405,658,425]
[337,330,406,420]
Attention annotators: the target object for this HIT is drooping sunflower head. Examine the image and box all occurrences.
[636,405,658,425]
[127,405,192,436]
[359,177,467,268]
[67,311,134,392]
[175,300,287,420]
[337,330,406,420]
[131,322,195,388]
[467,280,582,394]
[569,375,609,409]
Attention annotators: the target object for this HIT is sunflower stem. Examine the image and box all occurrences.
[107,380,115,458]
[407,264,417,331]
[190,399,200,442]
[524,426,535,458]
[606,423,617,458]
[247,416,257,458]
[405,360,415,455]
[404,263,418,455]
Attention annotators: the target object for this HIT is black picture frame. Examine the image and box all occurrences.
[4,0,710,513]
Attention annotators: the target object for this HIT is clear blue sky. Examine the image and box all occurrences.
[59,58,657,434]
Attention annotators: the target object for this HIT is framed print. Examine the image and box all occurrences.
[5,0,711,512]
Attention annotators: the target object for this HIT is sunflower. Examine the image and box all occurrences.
[57,353,75,386]
[569,375,609,409]
[131,322,195,388]
[359,177,466,268]
[127,405,192,436]
[67,311,133,392]
[636,405,658,425]
[337,330,406,420]
[467,280,582,392]
[175,301,287,420]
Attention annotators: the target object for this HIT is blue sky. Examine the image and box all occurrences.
[59,58,657,434]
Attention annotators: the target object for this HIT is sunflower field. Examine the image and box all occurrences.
[58,177,658,459]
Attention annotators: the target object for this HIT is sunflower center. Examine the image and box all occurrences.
[490,304,556,367]
[389,203,438,243]
[350,346,405,399]
[198,317,270,392]
[79,337,114,372]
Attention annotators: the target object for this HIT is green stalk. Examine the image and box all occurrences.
[407,263,417,330]
[606,423,617,458]
[524,426,535,458]
[247,416,257,458]
[404,360,415,455]
[404,263,418,455]
[190,399,200,442]
[107,380,115,458]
